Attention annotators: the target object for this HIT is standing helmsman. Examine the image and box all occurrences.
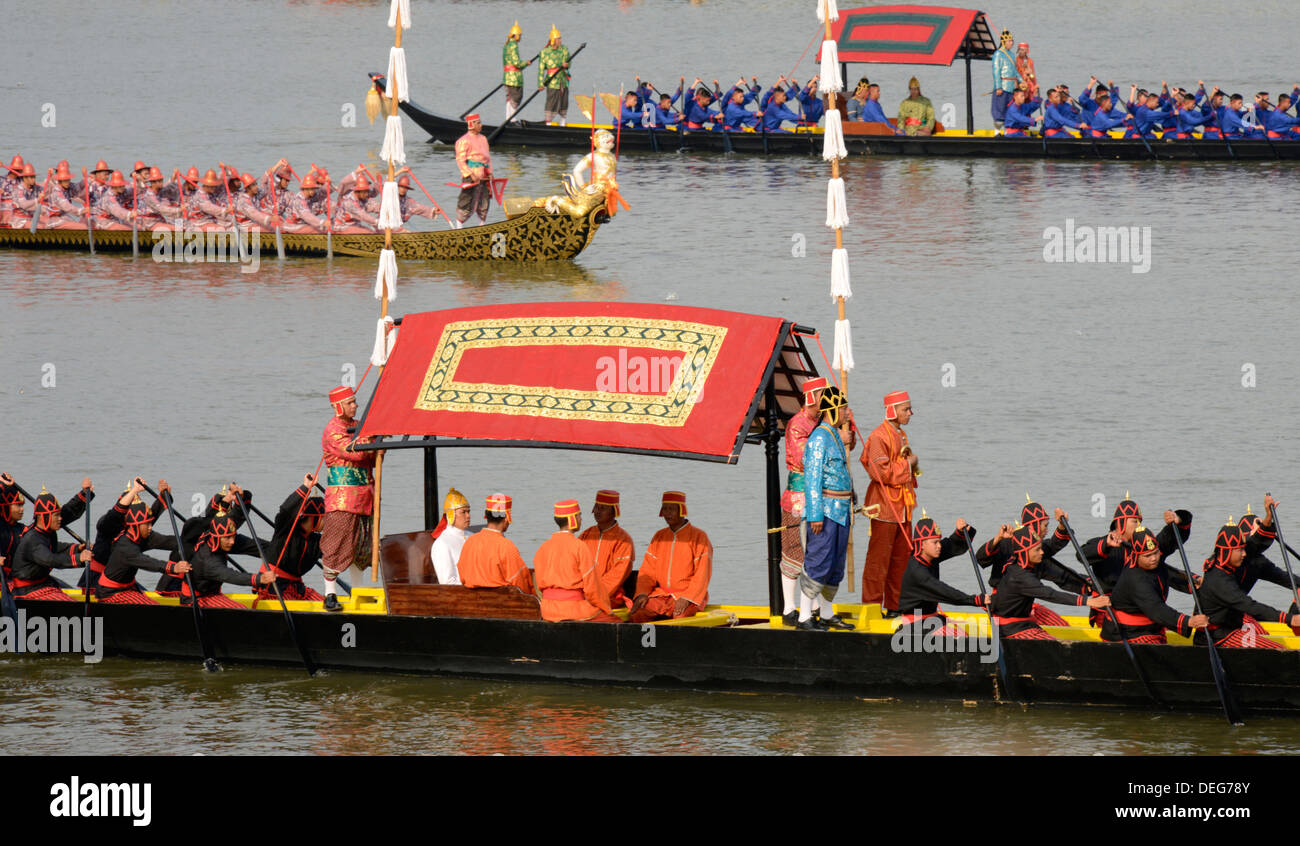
[538,25,572,125]
[778,376,827,625]
[991,28,1021,133]
[502,20,533,121]
[454,114,493,227]
[320,385,378,612]
[861,390,918,615]
[799,386,856,631]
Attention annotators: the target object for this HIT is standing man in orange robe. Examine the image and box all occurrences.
[578,489,635,607]
[629,492,713,622]
[320,385,378,611]
[861,390,919,615]
[457,493,535,594]
[535,500,619,622]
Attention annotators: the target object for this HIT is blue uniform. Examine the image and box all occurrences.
[1003,98,1040,135]
[1044,102,1084,136]
[798,84,825,124]
[1220,106,1261,137]
[722,96,759,129]
[1264,104,1300,137]
[1126,105,1172,138]
[682,96,721,129]
[861,98,890,124]
[802,422,852,595]
[1171,106,1211,138]
[1086,104,1128,137]
[760,99,802,132]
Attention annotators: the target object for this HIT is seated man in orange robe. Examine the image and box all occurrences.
[457,493,535,594]
[578,489,635,607]
[629,491,713,622]
[534,499,620,622]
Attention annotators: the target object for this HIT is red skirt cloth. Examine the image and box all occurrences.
[193,593,246,609]
[1003,624,1056,640]
[18,585,75,602]
[1127,633,1167,645]
[98,589,158,605]
[155,589,182,598]
[1030,603,1068,627]
[259,582,323,602]
[1241,614,1268,634]
[1215,628,1284,649]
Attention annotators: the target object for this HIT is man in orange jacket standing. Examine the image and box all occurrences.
[860,390,919,615]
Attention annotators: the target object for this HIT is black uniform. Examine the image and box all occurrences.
[10,525,82,596]
[898,529,982,619]
[977,523,1075,588]
[185,543,262,600]
[1195,566,1292,646]
[1099,545,1193,643]
[88,497,164,589]
[156,494,258,593]
[97,531,180,599]
[1083,510,1192,593]
[264,485,323,594]
[991,561,1089,637]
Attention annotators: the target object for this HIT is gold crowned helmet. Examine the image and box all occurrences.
[549,24,561,42]
[443,487,469,521]
[508,20,522,38]
[1000,28,1013,44]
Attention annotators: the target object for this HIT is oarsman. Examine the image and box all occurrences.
[281,171,330,233]
[977,499,1086,625]
[860,84,889,124]
[261,475,327,602]
[1002,88,1040,136]
[232,171,279,230]
[794,75,825,125]
[1083,496,1192,595]
[537,25,572,125]
[502,20,532,121]
[96,497,189,605]
[1099,526,1205,645]
[1195,518,1300,649]
[129,160,150,190]
[93,171,135,230]
[798,386,856,631]
[682,82,722,130]
[0,472,33,575]
[1043,87,1088,137]
[321,385,378,611]
[991,525,1109,640]
[628,492,713,623]
[578,490,634,608]
[456,493,535,593]
[779,377,827,625]
[1263,92,1300,138]
[155,485,257,595]
[87,478,168,592]
[1125,89,1173,139]
[861,390,918,615]
[990,28,1021,132]
[430,487,471,585]
[259,158,294,220]
[1195,86,1227,138]
[454,114,493,227]
[10,486,95,601]
[896,513,986,637]
[618,91,645,129]
[185,510,276,608]
[1084,90,1130,137]
[534,500,619,622]
[45,163,91,228]
[1232,498,1300,634]
[7,163,42,229]
[392,172,440,226]
[1169,93,1213,139]
[721,84,759,131]
[86,159,112,204]
[333,173,380,233]
[897,77,936,136]
[134,167,180,230]
[186,169,232,232]
[0,154,26,225]
[305,165,333,220]
[760,85,803,133]
[653,91,683,128]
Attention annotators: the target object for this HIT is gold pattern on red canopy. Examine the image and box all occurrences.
[818,5,997,66]
[357,303,787,460]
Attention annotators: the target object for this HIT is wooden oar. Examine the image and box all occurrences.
[268,168,285,259]
[399,167,455,228]
[82,168,95,254]
[158,488,220,672]
[130,170,139,257]
[28,168,53,234]
[1169,517,1244,726]
[961,528,1014,700]
[81,485,92,616]
[489,42,587,142]
[218,163,248,263]
[10,482,85,545]
[242,495,348,592]
[1059,516,1168,709]
[232,494,316,677]
[1264,495,1300,617]
[461,49,541,118]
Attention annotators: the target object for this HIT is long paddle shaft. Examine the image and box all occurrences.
[29,169,53,235]
[232,496,316,677]
[136,479,252,576]
[244,496,349,592]
[131,172,139,257]
[398,168,454,227]
[1059,516,1167,709]
[82,168,95,254]
[10,482,85,545]
[82,486,92,614]
[1264,496,1300,613]
[1169,518,1244,726]
[461,50,542,118]
[490,42,587,142]
[159,489,220,672]
[217,164,248,262]
[961,530,1013,699]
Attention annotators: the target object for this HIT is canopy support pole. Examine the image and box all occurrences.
[423,443,439,531]
[965,49,974,133]
[764,375,782,617]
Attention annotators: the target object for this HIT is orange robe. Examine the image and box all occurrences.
[457,528,535,594]
[635,521,712,615]
[578,523,634,606]
[534,531,612,621]
[862,420,916,524]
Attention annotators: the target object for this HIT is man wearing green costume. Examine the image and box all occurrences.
[502,21,532,121]
[538,25,572,125]
[897,77,936,136]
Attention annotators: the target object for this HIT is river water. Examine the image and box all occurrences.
[2,0,1299,754]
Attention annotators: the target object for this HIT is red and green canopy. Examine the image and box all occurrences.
[818,5,996,66]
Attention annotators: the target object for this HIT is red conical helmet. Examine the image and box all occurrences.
[354,174,371,192]
[133,160,148,173]
[201,169,221,188]
[147,167,163,182]
[92,159,110,173]
[300,173,318,190]
[240,172,255,187]
[54,164,73,181]
[20,163,35,177]
[107,170,127,189]
[5,154,24,175]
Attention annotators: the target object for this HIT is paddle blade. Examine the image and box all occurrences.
[1205,640,1246,726]
[598,92,621,119]
[575,95,595,123]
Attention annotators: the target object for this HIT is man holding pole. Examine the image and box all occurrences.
[860,390,918,616]
[503,20,532,121]
[538,25,572,125]
[320,385,378,611]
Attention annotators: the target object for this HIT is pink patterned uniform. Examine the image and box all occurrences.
[94,191,133,230]
[7,182,40,228]
[49,183,87,223]
[0,175,17,224]
[137,187,179,228]
[233,192,275,229]
[398,195,438,222]
[333,192,380,232]
[187,191,230,230]
[282,193,327,232]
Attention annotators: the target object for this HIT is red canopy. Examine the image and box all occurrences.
[356,302,802,462]
[817,5,996,66]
